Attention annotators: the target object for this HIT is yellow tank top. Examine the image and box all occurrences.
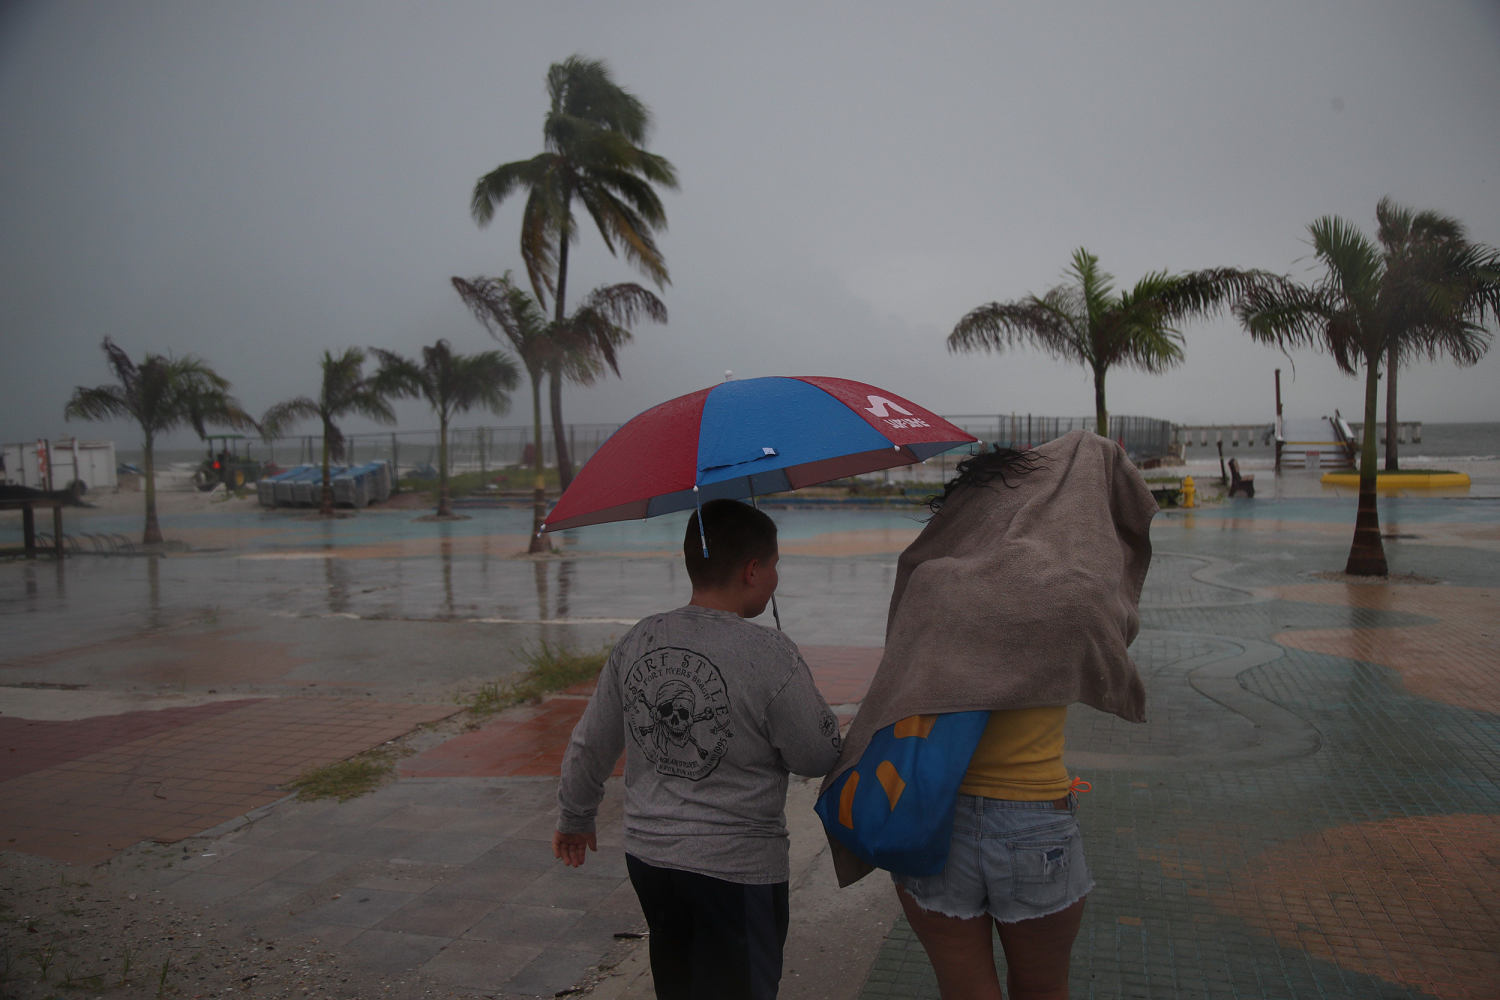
[958,707,1070,800]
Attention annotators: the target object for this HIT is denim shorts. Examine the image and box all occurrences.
[891,793,1094,923]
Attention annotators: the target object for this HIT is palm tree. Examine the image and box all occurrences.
[452,273,554,551]
[470,54,677,488]
[949,248,1264,436]
[1238,200,1498,575]
[64,338,253,545]
[452,272,667,550]
[371,340,520,517]
[260,348,399,516]
[1372,198,1499,469]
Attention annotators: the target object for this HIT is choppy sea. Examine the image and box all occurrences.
[1378,421,1500,461]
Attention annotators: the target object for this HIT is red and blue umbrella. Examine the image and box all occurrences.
[540,375,978,533]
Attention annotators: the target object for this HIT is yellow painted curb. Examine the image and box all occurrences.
[1319,472,1471,489]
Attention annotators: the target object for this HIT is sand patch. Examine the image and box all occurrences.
[779,527,921,557]
[236,534,536,560]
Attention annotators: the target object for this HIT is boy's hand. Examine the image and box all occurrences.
[553,830,597,868]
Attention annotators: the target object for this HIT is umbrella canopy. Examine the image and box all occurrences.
[540,375,978,533]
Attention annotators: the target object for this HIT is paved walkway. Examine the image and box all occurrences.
[2,482,1498,998]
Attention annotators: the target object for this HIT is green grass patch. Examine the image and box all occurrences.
[462,641,609,718]
[397,466,558,499]
[285,742,413,802]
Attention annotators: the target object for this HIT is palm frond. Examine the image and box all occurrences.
[369,348,425,401]
[451,273,553,381]
[260,398,320,440]
[470,158,535,226]
[561,282,667,378]
[947,298,1081,361]
[578,187,670,288]
[63,385,130,423]
[68,340,249,439]
[520,184,562,306]
[547,55,650,144]
[1309,215,1382,303]
[101,338,140,391]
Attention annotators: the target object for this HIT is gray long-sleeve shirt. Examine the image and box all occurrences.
[557,605,842,884]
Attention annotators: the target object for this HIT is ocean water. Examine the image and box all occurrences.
[1384,421,1500,460]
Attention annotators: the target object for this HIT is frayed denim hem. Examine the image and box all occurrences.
[893,874,1093,923]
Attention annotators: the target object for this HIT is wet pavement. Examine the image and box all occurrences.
[2,468,1498,998]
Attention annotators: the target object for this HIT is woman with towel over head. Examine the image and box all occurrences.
[815,430,1157,1000]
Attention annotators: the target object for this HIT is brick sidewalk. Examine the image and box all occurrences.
[858,521,1500,1000]
[0,698,458,864]
[4,497,1497,999]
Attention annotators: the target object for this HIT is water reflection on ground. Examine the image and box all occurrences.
[5,496,1498,658]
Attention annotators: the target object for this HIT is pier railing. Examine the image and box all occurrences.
[1167,420,1422,466]
[1173,424,1277,458]
[941,415,1174,462]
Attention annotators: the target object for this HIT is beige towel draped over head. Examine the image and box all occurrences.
[819,429,1158,886]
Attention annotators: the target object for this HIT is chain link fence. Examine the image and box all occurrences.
[260,425,623,481]
[259,414,1174,483]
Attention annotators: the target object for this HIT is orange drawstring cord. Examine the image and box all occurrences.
[1068,776,1092,795]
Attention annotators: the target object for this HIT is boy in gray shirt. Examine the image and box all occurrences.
[555,499,842,999]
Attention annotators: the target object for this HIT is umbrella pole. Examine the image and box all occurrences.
[748,494,783,631]
[693,487,708,558]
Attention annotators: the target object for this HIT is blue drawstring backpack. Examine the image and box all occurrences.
[814,711,989,876]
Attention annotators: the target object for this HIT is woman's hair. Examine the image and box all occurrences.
[925,445,1045,515]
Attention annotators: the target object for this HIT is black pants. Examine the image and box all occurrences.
[626,854,790,1000]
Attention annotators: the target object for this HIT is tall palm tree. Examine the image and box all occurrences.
[64,338,253,545]
[261,348,399,516]
[1372,198,1499,469]
[452,272,666,550]
[470,54,677,488]
[1232,203,1499,576]
[949,248,1264,436]
[371,340,520,517]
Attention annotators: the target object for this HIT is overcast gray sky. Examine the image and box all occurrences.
[4,0,1498,451]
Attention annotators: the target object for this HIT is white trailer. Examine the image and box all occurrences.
[2,439,118,493]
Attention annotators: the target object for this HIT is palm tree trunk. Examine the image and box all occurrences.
[547,367,572,493]
[142,432,163,546]
[1383,343,1400,471]
[1345,360,1388,576]
[436,412,452,517]
[528,372,548,554]
[1092,368,1109,438]
[551,235,575,489]
[319,428,334,516]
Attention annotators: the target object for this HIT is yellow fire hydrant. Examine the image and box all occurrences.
[1180,475,1196,508]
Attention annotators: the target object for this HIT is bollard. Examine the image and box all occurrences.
[1181,475,1196,509]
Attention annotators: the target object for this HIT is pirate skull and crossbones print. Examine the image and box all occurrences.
[625,647,733,780]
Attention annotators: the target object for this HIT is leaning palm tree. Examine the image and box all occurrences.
[949,248,1264,436]
[452,273,556,551]
[260,348,399,516]
[470,54,677,488]
[64,339,254,545]
[452,272,667,550]
[1373,199,1499,470]
[371,340,520,517]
